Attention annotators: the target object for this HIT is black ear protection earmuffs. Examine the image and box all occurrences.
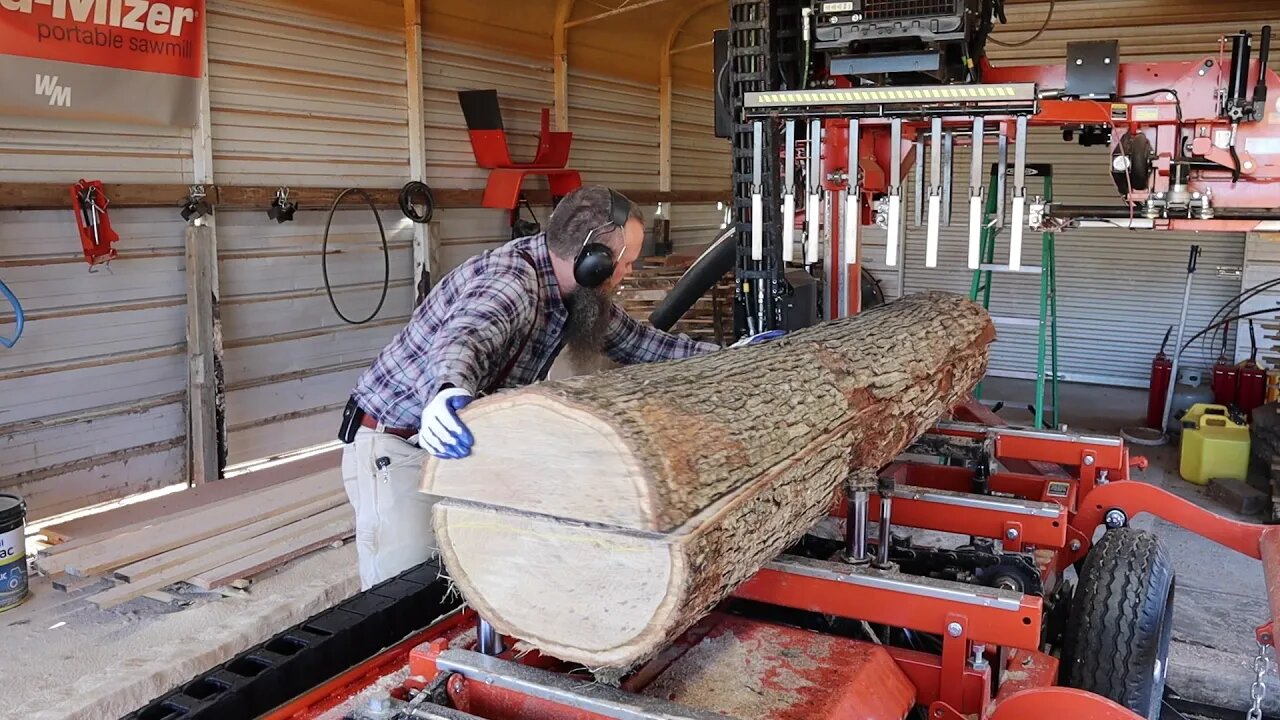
[572,188,633,289]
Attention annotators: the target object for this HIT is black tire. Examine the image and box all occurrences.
[1060,527,1175,720]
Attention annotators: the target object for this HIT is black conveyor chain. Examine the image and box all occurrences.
[123,561,460,720]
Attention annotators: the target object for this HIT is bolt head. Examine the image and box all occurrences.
[1083,454,1095,466]
[1005,528,1020,540]
[1104,57,1112,64]
[947,622,963,637]
[1244,161,1255,171]
[1069,539,1082,551]
[1075,58,1084,65]
[1104,509,1127,528]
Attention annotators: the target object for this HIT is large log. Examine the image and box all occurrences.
[423,292,994,671]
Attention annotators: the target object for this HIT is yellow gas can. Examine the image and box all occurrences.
[1180,405,1251,486]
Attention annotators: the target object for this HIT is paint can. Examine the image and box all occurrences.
[0,493,29,612]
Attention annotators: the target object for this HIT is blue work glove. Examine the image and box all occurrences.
[729,330,786,348]
[419,388,474,459]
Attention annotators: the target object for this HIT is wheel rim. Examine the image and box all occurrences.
[1146,584,1176,720]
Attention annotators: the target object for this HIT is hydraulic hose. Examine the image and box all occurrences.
[647,227,736,332]
[0,277,23,348]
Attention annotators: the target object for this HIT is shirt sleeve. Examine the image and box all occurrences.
[414,258,538,402]
[601,303,720,365]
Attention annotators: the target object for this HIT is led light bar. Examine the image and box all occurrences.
[744,83,1037,110]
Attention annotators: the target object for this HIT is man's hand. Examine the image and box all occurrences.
[729,330,786,348]
[419,388,474,459]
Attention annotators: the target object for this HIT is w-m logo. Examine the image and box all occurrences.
[34,75,71,107]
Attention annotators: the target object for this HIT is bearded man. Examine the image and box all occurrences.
[337,186,782,588]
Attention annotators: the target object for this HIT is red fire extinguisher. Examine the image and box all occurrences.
[1212,331,1239,406]
[1238,320,1267,419]
[1146,326,1174,429]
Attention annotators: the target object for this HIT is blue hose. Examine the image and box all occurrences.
[0,277,23,348]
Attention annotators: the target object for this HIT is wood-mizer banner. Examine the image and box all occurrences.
[1,0,206,126]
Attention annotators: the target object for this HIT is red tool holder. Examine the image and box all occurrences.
[458,89,583,214]
[69,179,120,267]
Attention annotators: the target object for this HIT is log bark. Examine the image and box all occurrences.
[423,292,994,671]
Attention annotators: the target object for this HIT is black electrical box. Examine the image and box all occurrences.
[1065,40,1120,100]
[781,269,819,332]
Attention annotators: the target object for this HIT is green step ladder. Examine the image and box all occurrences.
[969,164,1060,430]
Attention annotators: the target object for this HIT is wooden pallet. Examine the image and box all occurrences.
[616,260,734,346]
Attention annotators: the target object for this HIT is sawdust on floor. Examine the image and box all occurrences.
[3,544,361,720]
[641,629,811,718]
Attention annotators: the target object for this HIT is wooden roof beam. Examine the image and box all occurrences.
[563,0,678,29]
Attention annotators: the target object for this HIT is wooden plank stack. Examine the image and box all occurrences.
[35,469,351,609]
[615,256,733,346]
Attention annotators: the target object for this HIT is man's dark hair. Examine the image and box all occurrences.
[545,185,645,259]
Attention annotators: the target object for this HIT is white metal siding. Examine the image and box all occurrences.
[0,210,187,520]
[569,69,660,189]
[205,0,415,463]
[671,87,730,191]
[0,117,192,183]
[423,37,555,191]
[1237,234,1280,369]
[864,129,1245,387]
[422,38,733,273]
[206,0,410,186]
[216,209,414,464]
[669,204,729,255]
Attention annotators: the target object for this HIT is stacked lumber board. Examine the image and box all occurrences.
[35,469,351,609]
[38,448,341,545]
[616,258,733,346]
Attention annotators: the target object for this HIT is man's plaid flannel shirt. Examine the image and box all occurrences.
[351,234,718,428]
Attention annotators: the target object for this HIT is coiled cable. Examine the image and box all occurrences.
[323,188,390,325]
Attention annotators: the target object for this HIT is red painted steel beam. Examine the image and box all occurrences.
[1074,481,1266,560]
[886,646,989,714]
[864,482,1068,548]
[1258,528,1280,653]
[735,559,1043,650]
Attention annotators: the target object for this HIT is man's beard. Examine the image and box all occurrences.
[563,287,612,362]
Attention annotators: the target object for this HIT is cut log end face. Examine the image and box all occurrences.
[426,292,993,671]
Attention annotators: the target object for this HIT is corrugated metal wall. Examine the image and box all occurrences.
[215,210,415,464]
[206,0,414,463]
[1237,234,1280,369]
[0,13,730,518]
[208,0,411,186]
[0,210,188,519]
[423,37,728,273]
[987,0,1280,70]
[0,85,191,519]
[0,119,192,184]
[672,87,730,192]
[568,69,661,189]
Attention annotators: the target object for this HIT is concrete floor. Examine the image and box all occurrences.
[980,376,1280,715]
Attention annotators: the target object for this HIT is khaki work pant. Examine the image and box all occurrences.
[341,427,438,590]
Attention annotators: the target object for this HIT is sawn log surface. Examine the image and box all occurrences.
[425,292,995,671]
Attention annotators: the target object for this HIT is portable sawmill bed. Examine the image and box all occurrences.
[123,402,1280,720]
